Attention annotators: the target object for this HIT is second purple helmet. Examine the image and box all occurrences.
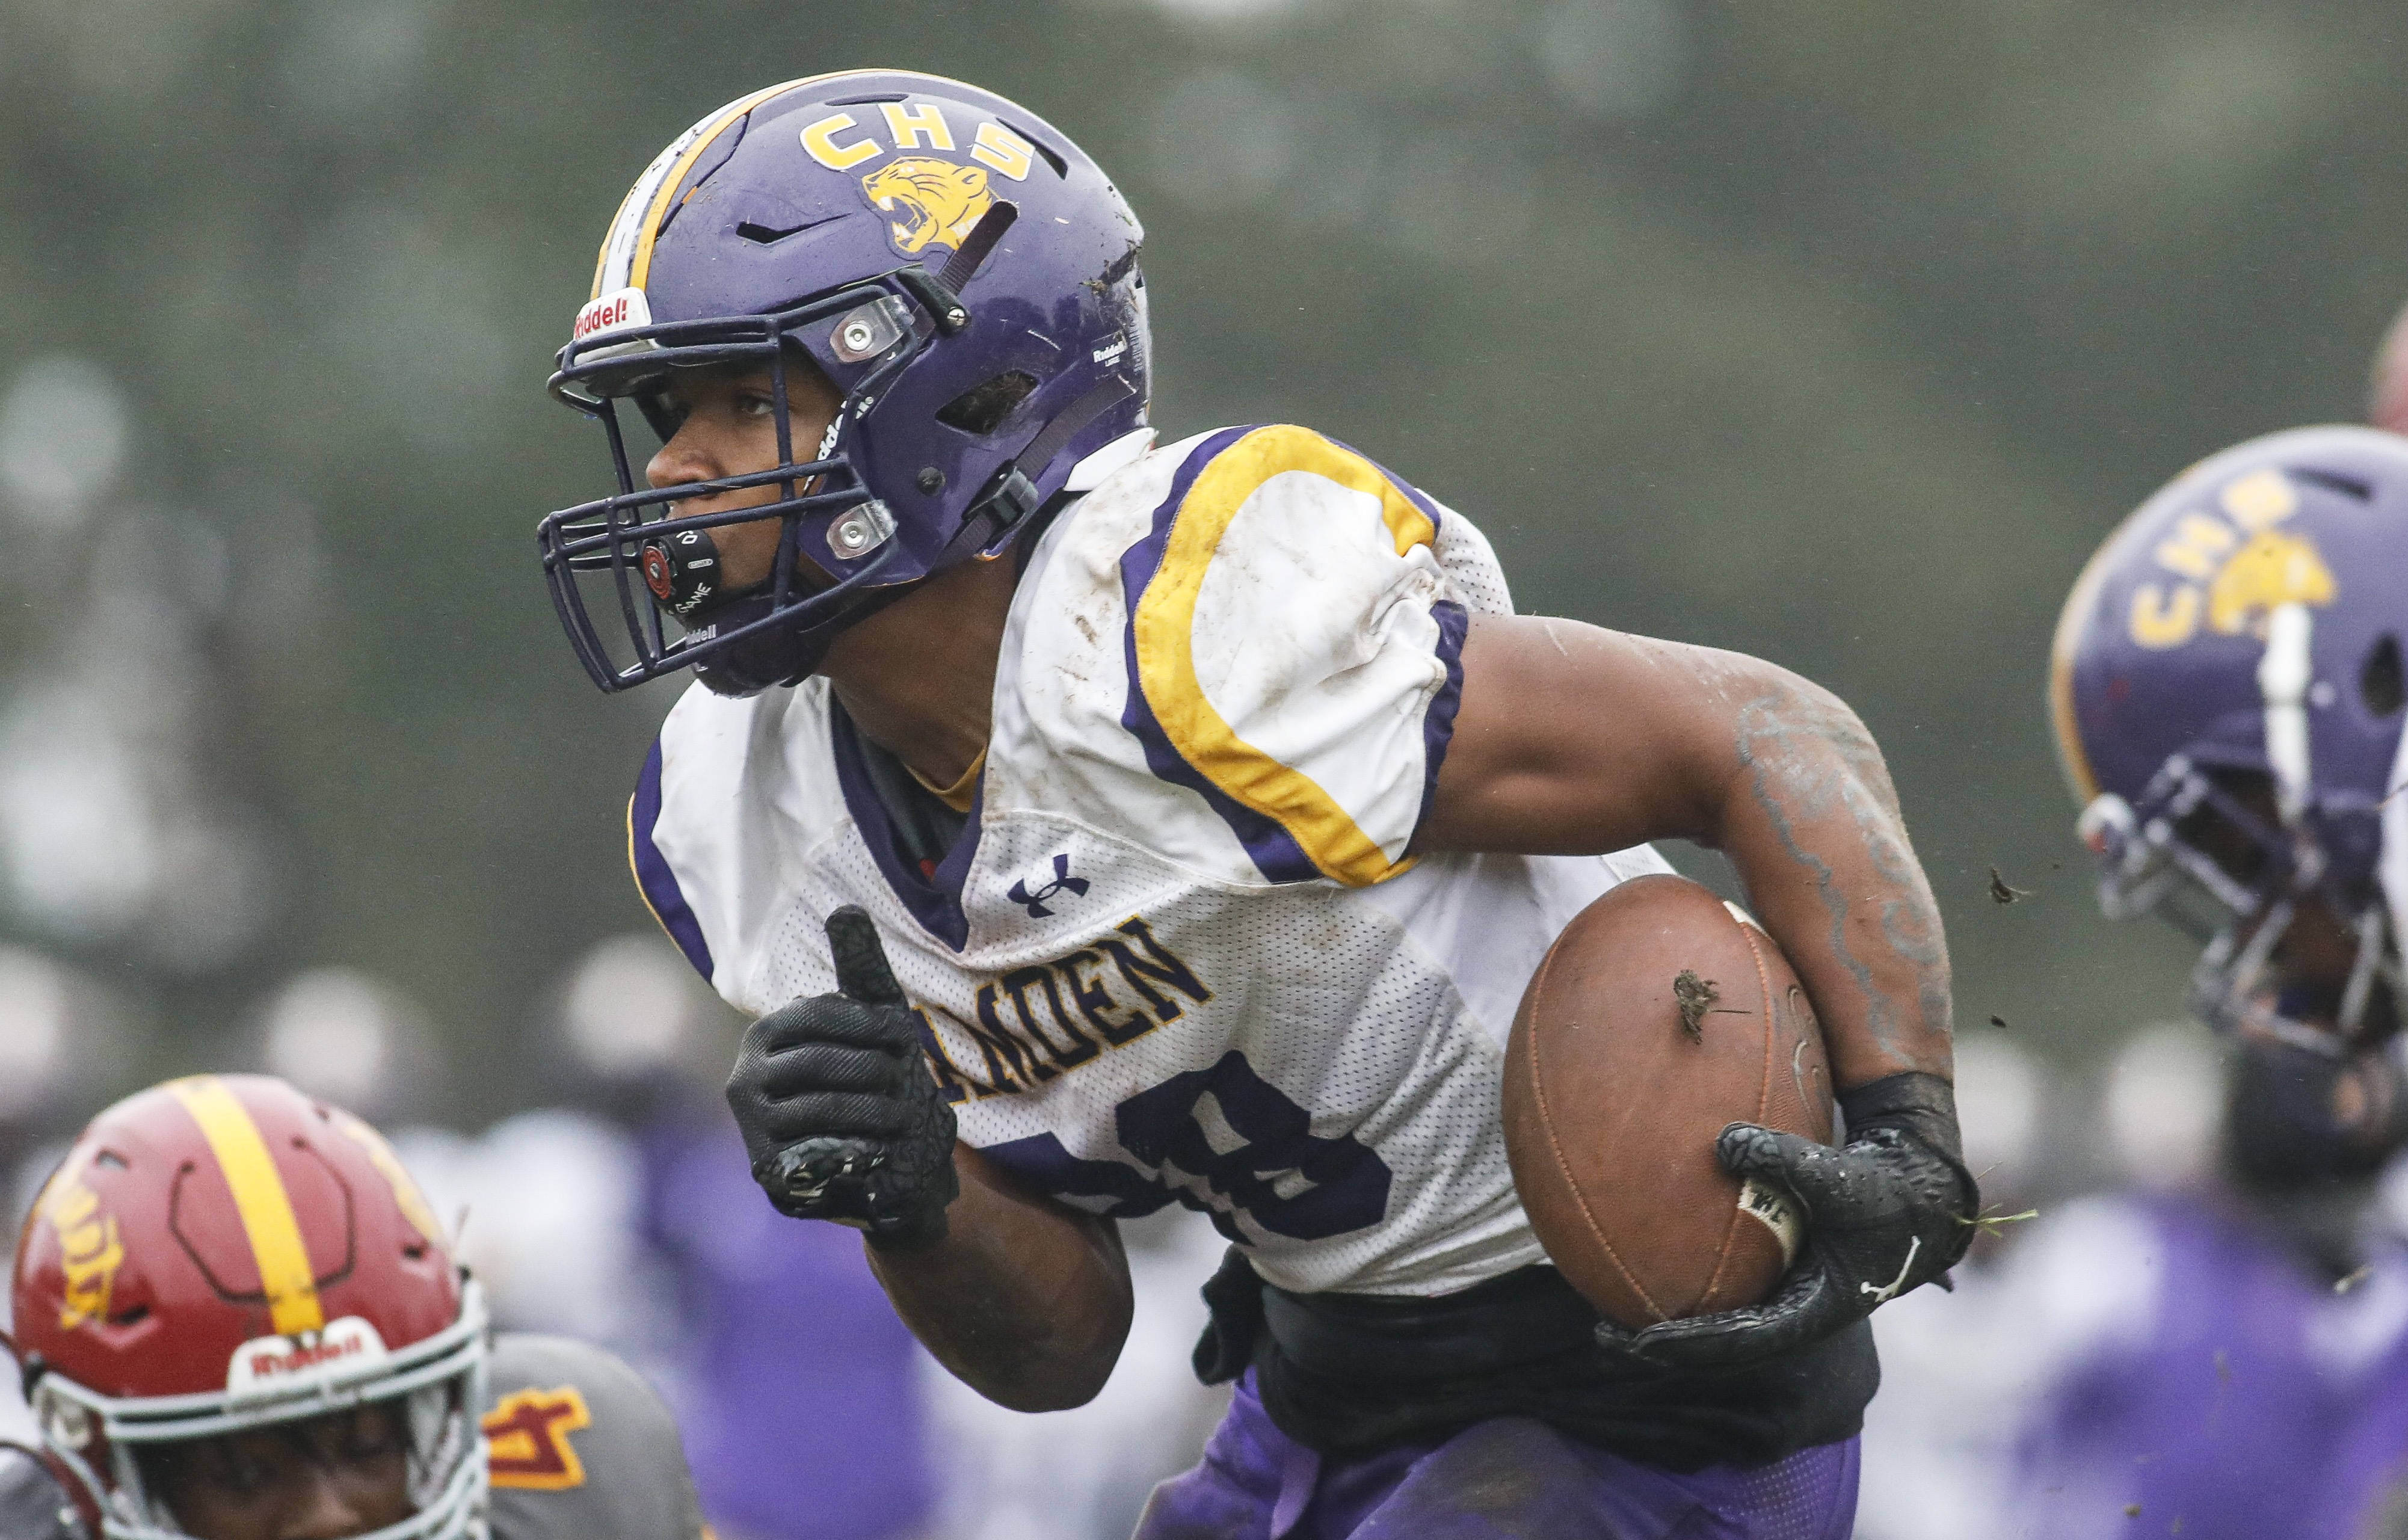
[2052,425,2408,1049]
[538,70,1151,695]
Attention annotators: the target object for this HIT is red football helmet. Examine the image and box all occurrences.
[7,1075,488,1539]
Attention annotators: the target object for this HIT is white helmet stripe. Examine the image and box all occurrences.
[2258,600,2315,827]
[2382,716,2408,967]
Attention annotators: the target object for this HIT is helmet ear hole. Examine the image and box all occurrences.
[2362,633,2404,718]
[937,371,1038,436]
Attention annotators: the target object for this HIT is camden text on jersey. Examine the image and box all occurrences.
[914,915,1211,1100]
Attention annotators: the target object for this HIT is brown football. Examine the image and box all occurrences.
[1503,873,1835,1329]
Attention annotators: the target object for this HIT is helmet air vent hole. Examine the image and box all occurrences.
[737,220,812,245]
[1003,120,1071,178]
[109,1305,149,1327]
[2296,467,2374,501]
[95,1149,127,1168]
[2362,633,2404,716]
[937,371,1038,436]
[827,93,909,106]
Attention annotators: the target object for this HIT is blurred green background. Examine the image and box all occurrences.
[1,0,2401,1127]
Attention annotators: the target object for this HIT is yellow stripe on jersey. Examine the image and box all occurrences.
[627,792,677,946]
[1132,425,1438,887]
[167,1077,325,1337]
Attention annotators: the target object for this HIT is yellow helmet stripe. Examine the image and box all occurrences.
[608,76,823,300]
[2048,529,2119,807]
[593,77,817,301]
[591,69,1017,301]
[168,1077,325,1337]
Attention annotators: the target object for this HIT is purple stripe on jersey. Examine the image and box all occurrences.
[1118,426,1326,886]
[632,739,715,982]
[827,704,981,952]
[975,1129,1181,1218]
[1414,600,1469,843]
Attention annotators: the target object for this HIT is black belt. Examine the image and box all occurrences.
[1193,1249,1879,1471]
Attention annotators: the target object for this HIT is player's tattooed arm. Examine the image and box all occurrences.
[866,1145,1136,1412]
[1418,616,1953,1089]
[1422,617,1974,1363]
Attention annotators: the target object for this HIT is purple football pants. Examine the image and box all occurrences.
[1135,1372,1859,1540]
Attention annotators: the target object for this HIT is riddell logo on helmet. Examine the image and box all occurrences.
[226,1316,392,1402]
[573,287,653,343]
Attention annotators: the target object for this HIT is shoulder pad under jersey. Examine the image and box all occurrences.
[482,1334,707,1540]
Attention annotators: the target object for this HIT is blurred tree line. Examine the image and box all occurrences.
[0,0,2402,1124]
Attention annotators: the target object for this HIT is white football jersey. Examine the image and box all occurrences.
[635,424,1671,1297]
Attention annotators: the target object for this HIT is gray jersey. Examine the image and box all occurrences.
[483,1334,706,1540]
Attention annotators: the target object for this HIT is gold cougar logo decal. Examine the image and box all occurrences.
[2206,529,2335,636]
[861,157,995,254]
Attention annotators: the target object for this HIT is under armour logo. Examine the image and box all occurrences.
[1859,1235,1922,1304]
[1008,854,1088,919]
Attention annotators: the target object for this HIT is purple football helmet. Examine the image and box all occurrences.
[2052,425,2408,1053]
[538,70,1151,695]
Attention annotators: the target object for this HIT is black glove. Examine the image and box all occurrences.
[1599,1072,1977,1369]
[725,906,959,1249]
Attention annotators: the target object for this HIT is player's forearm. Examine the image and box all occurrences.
[864,1144,1133,1412]
[1705,674,1954,1092]
[1421,618,1954,1091]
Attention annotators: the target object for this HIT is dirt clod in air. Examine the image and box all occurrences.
[1989,866,2031,905]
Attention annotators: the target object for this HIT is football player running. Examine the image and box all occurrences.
[540,71,1975,1538]
[0,1074,709,1540]
[2035,426,2408,1539]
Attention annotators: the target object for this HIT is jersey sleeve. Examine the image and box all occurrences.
[483,1334,709,1540]
[1118,425,1476,887]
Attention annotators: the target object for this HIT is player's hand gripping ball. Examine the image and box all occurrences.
[1504,875,1975,1368]
[726,907,960,1248]
[1612,1107,1974,1368]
